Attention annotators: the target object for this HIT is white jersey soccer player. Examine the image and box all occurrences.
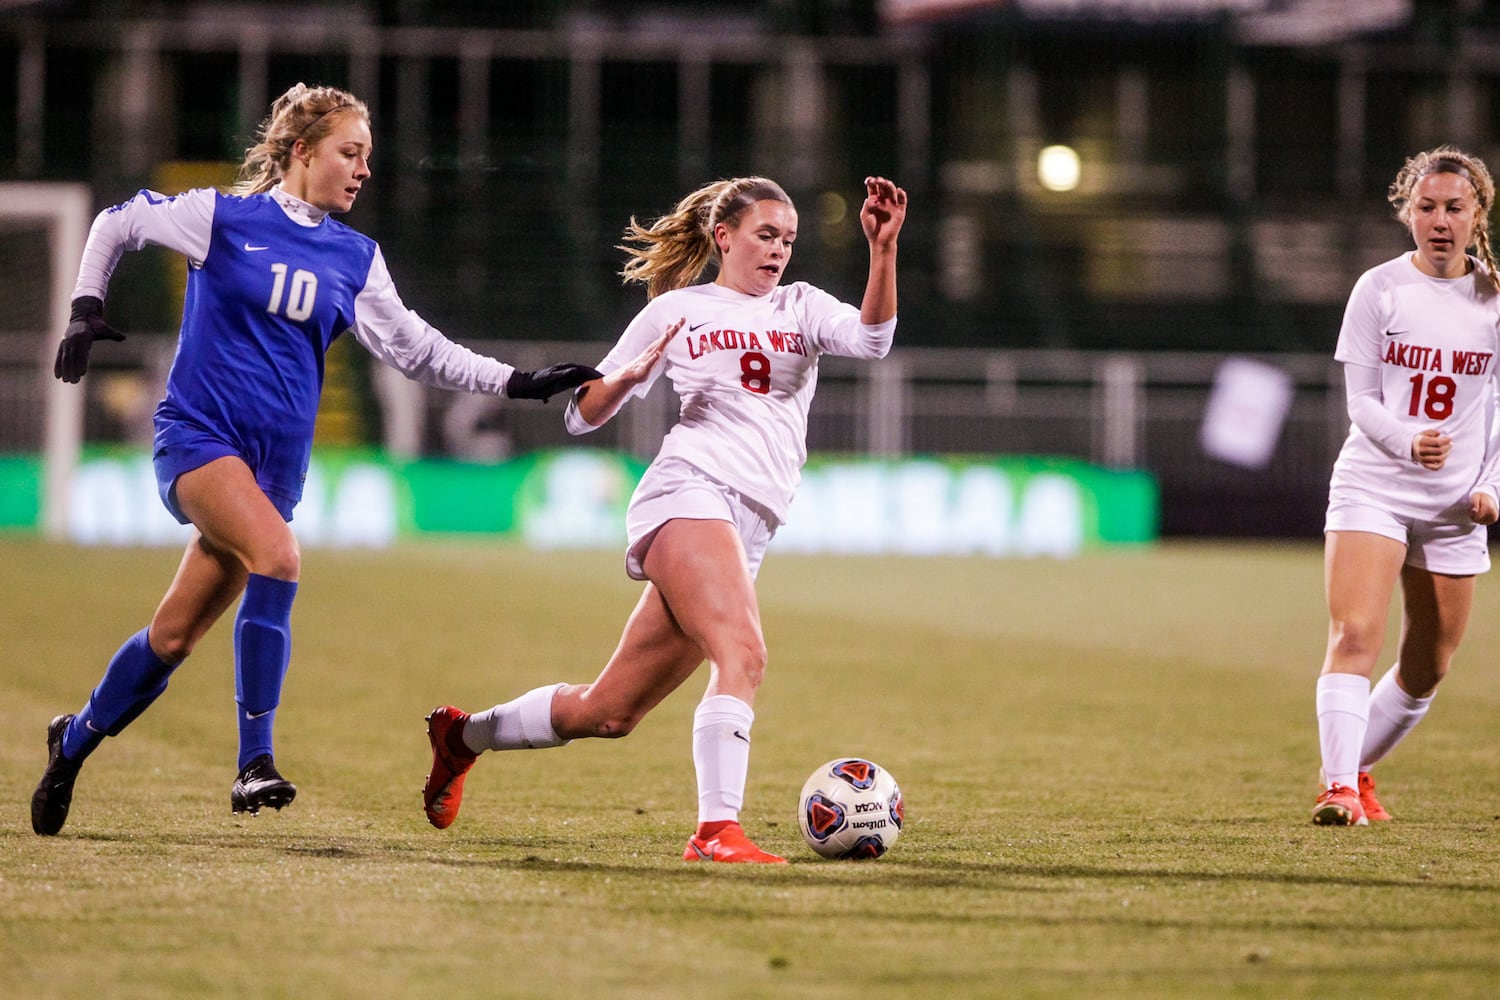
[1314,146,1500,829]
[1330,251,1500,522]
[565,280,895,526]
[423,176,908,863]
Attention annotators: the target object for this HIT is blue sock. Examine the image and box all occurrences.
[234,574,298,771]
[64,627,177,761]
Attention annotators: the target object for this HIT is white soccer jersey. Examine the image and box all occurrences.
[567,281,895,522]
[1330,253,1500,520]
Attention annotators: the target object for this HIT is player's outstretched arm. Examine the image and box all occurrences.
[573,318,682,429]
[54,296,126,383]
[506,363,602,402]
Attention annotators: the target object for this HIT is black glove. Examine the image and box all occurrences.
[54,295,126,383]
[506,362,602,402]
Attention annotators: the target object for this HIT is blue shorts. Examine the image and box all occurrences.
[153,421,298,525]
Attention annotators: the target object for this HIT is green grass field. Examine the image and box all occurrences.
[3,538,1499,998]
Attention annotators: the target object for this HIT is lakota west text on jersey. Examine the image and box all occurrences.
[1381,341,1494,375]
[686,328,808,360]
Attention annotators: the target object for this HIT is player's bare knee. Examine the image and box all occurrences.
[1328,619,1383,663]
[146,625,194,665]
[567,686,642,739]
[740,661,767,692]
[594,714,641,739]
[734,636,768,690]
[257,544,301,581]
[1402,656,1450,691]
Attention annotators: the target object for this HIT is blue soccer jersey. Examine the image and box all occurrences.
[157,191,376,508]
[74,186,518,518]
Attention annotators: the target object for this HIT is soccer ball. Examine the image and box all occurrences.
[797,757,904,860]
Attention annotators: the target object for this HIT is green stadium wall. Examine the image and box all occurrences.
[0,448,1157,556]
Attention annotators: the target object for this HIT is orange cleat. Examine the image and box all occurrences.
[683,822,787,864]
[1312,783,1368,826]
[1358,771,1392,822]
[423,706,478,830]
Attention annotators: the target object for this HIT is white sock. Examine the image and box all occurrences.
[464,683,570,752]
[1316,672,1370,790]
[692,694,754,824]
[1360,664,1433,771]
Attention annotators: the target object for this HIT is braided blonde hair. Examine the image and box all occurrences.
[232,83,370,196]
[619,177,793,299]
[1388,145,1499,293]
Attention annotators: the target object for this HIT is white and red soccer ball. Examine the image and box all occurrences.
[797,757,904,860]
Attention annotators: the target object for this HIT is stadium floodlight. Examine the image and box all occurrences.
[1037,144,1081,192]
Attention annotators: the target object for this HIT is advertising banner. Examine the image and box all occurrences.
[0,448,1155,556]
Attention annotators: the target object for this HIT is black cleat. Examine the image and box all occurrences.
[231,754,297,816]
[32,714,83,836]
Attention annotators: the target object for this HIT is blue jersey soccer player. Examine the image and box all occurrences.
[32,83,598,835]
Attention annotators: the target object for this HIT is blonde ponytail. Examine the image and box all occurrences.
[619,176,792,299]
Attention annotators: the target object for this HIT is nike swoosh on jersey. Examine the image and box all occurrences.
[689,321,710,331]
[1385,329,1409,337]
[243,243,270,252]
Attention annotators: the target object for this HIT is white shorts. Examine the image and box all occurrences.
[624,457,777,582]
[1325,496,1491,575]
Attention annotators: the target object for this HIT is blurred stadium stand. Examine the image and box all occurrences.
[4,0,1498,537]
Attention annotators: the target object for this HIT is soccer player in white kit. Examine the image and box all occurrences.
[31,84,599,836]
[423,175,907,862]
[1313,146,1500,825]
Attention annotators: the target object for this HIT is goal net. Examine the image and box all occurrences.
[0,182,92,540]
